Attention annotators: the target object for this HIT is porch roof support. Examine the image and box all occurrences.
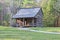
[32,18,34,27]
[23,18,25,27]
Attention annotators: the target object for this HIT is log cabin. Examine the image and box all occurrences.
[12,8,43,27]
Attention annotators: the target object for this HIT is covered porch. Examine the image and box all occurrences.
[16,18,37,27]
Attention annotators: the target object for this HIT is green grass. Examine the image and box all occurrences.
[0,26,60,40]
[30,27,60,32]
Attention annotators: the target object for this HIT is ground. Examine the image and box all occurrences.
[30,27,60,32]
[0,26,60,40]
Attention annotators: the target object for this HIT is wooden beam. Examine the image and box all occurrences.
[25,21,26,26]
[32,18,34,27]
[23,18,25,27]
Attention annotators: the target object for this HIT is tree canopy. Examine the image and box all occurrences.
[0,0,60,26]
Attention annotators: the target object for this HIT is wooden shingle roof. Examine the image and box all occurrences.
[12,8,42,18]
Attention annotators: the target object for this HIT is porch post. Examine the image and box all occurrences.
[25,21,26,26]
[23,18,25,27]
[32,18,34,27]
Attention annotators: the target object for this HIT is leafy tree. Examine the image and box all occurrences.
[53,0,60,26]
[41,0,57,27]
[22,0,38,8]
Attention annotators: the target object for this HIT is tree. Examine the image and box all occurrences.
[22,0,38,8]
[40,0,57,26]
[53,0,60,26]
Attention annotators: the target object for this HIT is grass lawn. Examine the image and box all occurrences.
[0,26,60,40]
[30,27,60,32]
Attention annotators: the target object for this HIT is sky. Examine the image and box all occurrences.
[36,0,42,3]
